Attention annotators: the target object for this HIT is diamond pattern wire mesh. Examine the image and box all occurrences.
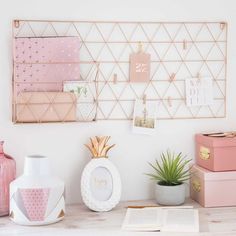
[12,20,227,122]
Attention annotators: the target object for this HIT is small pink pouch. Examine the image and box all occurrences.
[195,134,236,171]
[190,164,236,207]
[16,92,77,123]
[13,37,80,94]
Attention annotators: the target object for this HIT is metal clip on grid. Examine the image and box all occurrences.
[143,94,147,105]
[220,22,225,30]
[167,96,172,107]
[113,73,117,84]
[183,40,187,50]
[169,73,176,82]
[14,20,20,28]
[138,41,143,53]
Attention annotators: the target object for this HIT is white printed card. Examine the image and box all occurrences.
[185,77,213,107]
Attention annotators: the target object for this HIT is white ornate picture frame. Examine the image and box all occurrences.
[81,158,121,212]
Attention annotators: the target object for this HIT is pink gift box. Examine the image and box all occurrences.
[195,134,236,171]
[190,164,236,207]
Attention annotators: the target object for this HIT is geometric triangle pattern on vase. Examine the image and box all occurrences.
[18,188,50,221]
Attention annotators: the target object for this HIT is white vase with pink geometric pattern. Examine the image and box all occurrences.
[9,155,65,225]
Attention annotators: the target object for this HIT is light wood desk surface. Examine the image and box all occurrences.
[1,199,236,235]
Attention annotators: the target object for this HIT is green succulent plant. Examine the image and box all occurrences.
[147,150,191,186]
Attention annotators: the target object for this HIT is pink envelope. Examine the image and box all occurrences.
[16,92,77,123]
[13,37,80,94]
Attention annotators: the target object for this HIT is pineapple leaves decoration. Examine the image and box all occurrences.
[85,136,115,158]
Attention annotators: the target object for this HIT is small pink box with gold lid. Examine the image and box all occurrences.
[195,133,236,172]
[190,164,236,207]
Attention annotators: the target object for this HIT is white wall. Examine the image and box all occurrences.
[0,0,235,204]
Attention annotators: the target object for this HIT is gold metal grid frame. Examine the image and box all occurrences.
[12,19,227,122]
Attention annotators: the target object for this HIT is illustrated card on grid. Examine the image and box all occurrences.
[63,81,94,102]
[63,81,96,121]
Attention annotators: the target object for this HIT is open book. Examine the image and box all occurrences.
[122,207,199,232]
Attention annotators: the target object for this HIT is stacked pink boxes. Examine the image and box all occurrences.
[190,133,236,207]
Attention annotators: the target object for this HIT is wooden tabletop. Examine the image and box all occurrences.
[1,199,236,235]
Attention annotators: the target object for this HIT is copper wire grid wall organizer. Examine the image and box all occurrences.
[12,19,227,123]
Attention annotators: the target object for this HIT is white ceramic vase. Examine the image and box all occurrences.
[10,155,65,226]
[155,183,186,205]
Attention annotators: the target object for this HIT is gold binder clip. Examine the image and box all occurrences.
[220,22,225,30]
[113,73,117,84]
[183,39,187,50]
[138,41,143,53]
[169,73,175,82]
[167,96,172,107]
[14,20,20,28]
[143,94,147,105]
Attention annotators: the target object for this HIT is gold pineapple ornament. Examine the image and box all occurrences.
[81,136,122,212]
[85,136,115,158]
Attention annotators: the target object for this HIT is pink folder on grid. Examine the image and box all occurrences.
[14,37,80,94]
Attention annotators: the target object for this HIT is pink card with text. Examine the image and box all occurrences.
[129,52,150,83]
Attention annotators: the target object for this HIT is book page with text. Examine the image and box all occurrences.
[122,207,162,231]
[161,209,199,232]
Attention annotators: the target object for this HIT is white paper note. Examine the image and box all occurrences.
[185,77,213,107]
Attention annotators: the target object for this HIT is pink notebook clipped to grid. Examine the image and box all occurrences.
[13,37,80,94]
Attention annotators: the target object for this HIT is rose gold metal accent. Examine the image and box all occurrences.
[220,22,225,30]
[183,39,187,50]
[57,210,65,218]
[169,73,176,82]
[14,20,20,28]
[12,20,227,123]
[138,41,143,53]
[143,94,146,105]
[13,19,226,24]
[167,97,172,107]
[113,73,117,84]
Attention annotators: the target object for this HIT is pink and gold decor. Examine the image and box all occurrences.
[0,141,16,216]
[10,155,65,225]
